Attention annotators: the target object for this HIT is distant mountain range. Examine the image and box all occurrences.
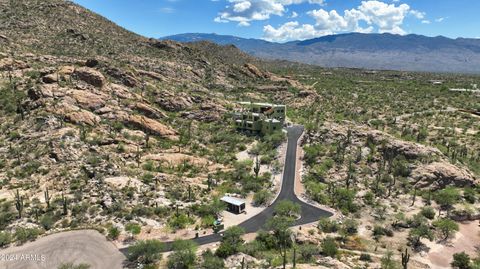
[162,33,480,74]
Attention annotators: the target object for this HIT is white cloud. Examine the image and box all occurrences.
[214,0,326,26]
[409,10,425,19]
[264,21,323,42]
[290,11,298,18]
[263,0,424,41]
[435,17,445,22]
[233,1,252,12]
[421,20,431,24]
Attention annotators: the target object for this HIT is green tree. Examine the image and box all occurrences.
[333,187,358,213]
[408,224,434,247]
[435,187,460,215]
[127,240,164,265]
[216,226,245,258]
[267,215,295,267]
[167,240,198,269]
[433,218,459,240]
[274,200,301,218]
[451,252,472,269]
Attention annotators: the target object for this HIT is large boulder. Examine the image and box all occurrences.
[124,115,178,140]
[133,102,166,119]
[58,66,75,76]
[49,102,100,126]
[73,67,106,87]
[244,63,267,79]
[411,161,477,188]
[42,73,58,84]
[68,89,106,111]
[0,58,29,71]
[155,91,193,112]
[105,67,138,87]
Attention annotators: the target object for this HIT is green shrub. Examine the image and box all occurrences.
[168,214,193,230]
[127,240,164,265]
[253,190,273,206]
[108,226,120,240]
[360,253,372,261]
[321,237,338,257]
[40,214,55,230]
[420,206,436,220]
[298,244,320,262]
[318,219,339,233]
[0,231,11,247]
[57,263,91,269]
[14,228,40,244]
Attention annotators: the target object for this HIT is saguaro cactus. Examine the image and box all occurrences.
[62,193,68,215]
[401,248,410,269]
[44,189,50,209]
[15,189,24,218]
[253,156,260,179]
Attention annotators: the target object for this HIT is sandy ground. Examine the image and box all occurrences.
[0,188,14,200]
[420,221,480,269]
[0,230,125,269]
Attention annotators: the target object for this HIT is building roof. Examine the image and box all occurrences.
[221,196,245,206]
[238,101,285,108]
[264,118,280,123]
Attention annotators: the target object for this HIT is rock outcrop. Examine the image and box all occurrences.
[49,102,101,126]
[411,161,477,188]
[124,115,178,140]
[73,67,106,87]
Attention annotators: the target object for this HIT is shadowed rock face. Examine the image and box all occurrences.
[412,161,478,189]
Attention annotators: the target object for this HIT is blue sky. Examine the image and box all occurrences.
[73,0,479,42]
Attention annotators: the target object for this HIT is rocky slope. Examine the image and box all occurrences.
[0,0,303,243]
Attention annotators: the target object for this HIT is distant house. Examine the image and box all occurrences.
[232,102,286,135]
[221,196,246,214]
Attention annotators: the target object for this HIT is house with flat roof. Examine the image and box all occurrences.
[233,102,286,135]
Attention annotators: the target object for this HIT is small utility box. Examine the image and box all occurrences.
[221,196,246,214]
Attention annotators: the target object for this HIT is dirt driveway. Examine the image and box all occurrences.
[0,230,125,269]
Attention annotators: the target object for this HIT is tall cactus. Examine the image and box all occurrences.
[44,189,50,209]
[62,193,68,215]
[293,246,297,268]
[401,248,410,269]
[14,189,24,218]
[253,156,260,179]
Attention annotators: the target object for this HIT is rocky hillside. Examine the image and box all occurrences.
[0,0,303,242]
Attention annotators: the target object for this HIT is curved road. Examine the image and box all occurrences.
[152,125,333,250]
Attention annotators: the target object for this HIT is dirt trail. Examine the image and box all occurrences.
[423,221,480,269]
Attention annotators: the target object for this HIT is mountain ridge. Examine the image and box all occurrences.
[162,32,480,73]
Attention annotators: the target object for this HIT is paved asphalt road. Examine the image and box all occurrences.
[150,125,333,250]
